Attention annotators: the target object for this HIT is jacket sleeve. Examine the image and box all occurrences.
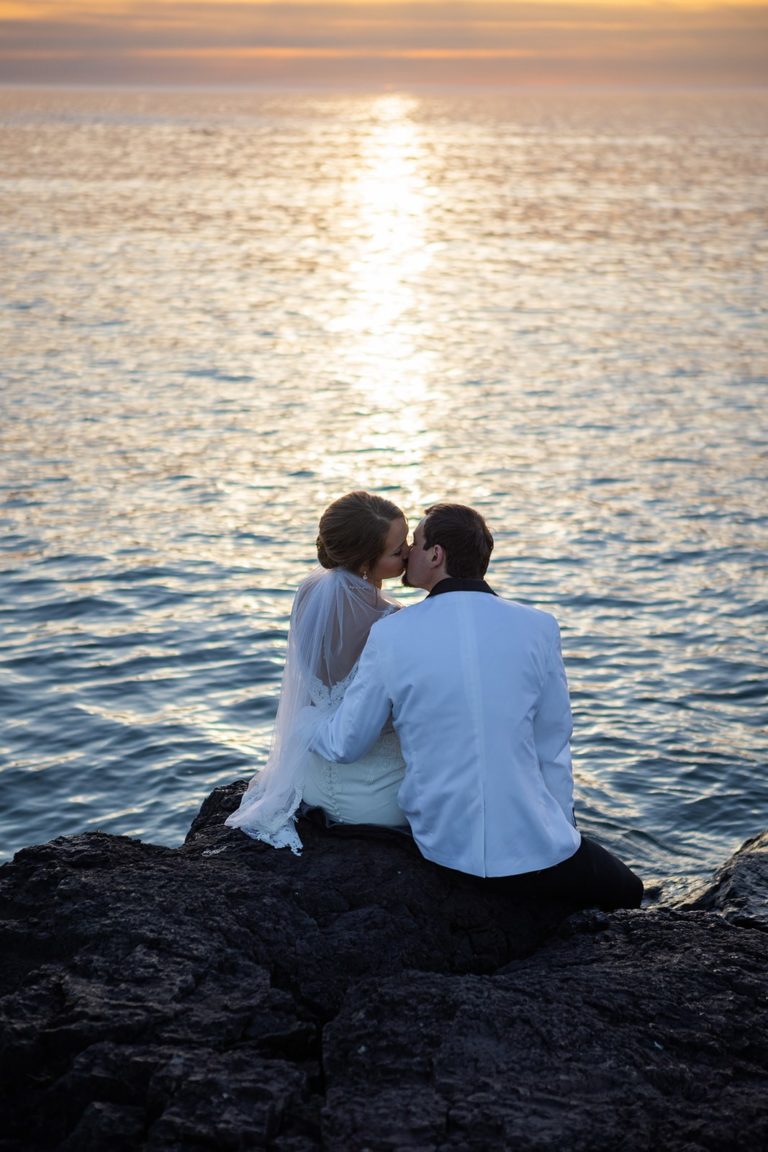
[309,627,392,764]
[533,621,576,826]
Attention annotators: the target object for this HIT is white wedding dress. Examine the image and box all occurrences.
[225,566,407,853]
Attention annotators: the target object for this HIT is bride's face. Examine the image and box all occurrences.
[368,517,409,586]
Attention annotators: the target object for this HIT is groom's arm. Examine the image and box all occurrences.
[310,628,392,764]
[533,621,576,826]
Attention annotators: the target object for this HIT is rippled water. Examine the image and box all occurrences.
[1,87,766,886]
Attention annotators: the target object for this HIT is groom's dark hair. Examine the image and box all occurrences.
[422,504,493,578]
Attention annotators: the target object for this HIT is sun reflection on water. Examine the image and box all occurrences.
[326,94,435,481]
[2,88,766,877]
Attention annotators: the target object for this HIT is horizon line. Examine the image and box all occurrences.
[2,78,768,91]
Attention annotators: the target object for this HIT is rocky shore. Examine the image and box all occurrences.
[1,783,766,1151]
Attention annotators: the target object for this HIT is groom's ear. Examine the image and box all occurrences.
[430,544,445,568]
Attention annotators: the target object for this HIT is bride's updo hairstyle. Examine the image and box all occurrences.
[317,491,403,578]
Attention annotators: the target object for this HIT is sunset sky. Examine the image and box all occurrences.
[1,0,766,87]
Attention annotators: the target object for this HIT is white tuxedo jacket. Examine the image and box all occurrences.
[310,581,580,878]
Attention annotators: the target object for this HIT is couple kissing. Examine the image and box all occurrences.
[226,492,642,912]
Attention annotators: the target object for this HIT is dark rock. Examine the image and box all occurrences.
[0,781,766,1151]
[677,829,768,930]
[323,910,768,1150]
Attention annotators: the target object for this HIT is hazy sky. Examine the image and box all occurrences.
[1,0,766,86]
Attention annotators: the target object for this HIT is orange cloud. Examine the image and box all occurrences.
[1,0,766,85]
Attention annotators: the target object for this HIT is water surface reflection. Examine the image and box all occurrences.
[1,87,766,883]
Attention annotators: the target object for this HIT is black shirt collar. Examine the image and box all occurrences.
[427,577,497,598]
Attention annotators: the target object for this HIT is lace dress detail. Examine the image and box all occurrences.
[307,663,358,710]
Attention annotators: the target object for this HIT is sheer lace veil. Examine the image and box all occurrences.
[225,566,399,852]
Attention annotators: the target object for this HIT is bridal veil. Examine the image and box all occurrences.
[225,566,399,852]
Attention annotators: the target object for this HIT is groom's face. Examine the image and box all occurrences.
[402,519,431,589]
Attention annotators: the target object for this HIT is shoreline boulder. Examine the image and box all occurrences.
[0,782,766,1150]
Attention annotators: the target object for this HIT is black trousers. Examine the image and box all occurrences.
[480,835,644,911]
[304,808,643,913]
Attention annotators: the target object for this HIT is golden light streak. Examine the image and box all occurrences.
[326,94,434,465]
[133,46,546,58]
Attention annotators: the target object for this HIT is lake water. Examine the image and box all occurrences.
[1,86,766,890]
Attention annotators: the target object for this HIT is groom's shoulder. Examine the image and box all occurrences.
[368,597,429,639]
[499,592,558,619]
[490,594,561,638]
[371,592,558,633]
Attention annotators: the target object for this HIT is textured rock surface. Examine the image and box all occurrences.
[678,829,768,929]
[323,912,768,1151]
[0,782,766,1151]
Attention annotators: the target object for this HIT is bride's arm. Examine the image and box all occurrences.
[309,628,391,764]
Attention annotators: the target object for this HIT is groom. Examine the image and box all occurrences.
[310,503,642,910]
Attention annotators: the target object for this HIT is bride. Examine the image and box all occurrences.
[226,491,410,852]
